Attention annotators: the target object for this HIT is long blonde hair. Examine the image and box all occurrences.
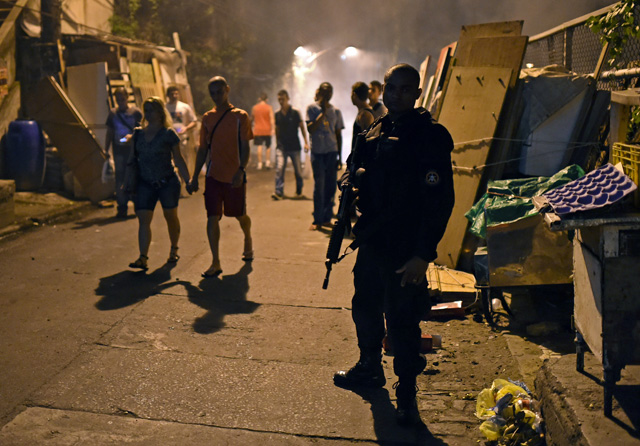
[142,96,173,128]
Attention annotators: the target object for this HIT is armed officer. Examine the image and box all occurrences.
[333,63,454,426]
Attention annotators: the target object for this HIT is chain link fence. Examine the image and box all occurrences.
[523,5,640,91]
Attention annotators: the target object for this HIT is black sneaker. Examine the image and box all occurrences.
[271,193,283,201]
[334,361,385,389]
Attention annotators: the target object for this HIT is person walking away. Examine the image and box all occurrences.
[350,82,375,151]
[272,89,309,200]
[368,80,388,119]
[166,86,197,190]
[124,96,192,270]
[333,64,455,426]
[251,93,274,170]
[306,82,344,230]
[105,87,142,218]
[190,76,254,278]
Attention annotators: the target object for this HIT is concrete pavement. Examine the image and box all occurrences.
[0,166,638,445]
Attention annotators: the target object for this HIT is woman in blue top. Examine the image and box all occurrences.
[124,96,192,270]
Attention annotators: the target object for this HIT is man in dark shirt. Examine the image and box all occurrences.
[105,87,142,218]
[333,64,455,426]
[368,80,388,119]
[272,90,309,200]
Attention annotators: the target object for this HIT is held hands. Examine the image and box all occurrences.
[304,142,310,152]
[188,177,199,193]
[395,256,429,287]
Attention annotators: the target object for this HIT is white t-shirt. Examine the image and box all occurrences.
[166,100,196,133]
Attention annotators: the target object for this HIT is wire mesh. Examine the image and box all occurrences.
[523,6,640,92]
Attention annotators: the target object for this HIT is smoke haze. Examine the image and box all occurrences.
[193,0,616,159]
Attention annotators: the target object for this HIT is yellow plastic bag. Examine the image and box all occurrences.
[475,388,496,419]
[490,378,511,393]
[479,419,503,441]
[495,383,528,402]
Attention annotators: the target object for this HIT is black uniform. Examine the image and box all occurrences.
[348,107,454,380]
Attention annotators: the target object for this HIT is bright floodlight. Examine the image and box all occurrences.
[343,46,358,58]
[294,46,310,58]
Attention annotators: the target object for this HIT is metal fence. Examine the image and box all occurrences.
[523,5,640,91]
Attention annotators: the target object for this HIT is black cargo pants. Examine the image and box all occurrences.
[352,243,431,379]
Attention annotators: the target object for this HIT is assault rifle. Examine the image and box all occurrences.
[322,168,362,290]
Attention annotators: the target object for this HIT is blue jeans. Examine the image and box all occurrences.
[274,149,303,196]
[311,152,338,224]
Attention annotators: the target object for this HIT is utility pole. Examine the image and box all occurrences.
[40,0,62,78]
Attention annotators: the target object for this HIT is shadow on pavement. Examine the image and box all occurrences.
[181,262,260,334]
[350,387,448,445]
[607,384,640,436]
[72,214,135,230]
[94,263,177,310]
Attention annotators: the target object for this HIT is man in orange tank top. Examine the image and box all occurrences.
[251,93,275,170]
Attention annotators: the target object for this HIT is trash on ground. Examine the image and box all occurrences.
[383,332,442,355]
[429,300,465,318]
[476,378,544,445]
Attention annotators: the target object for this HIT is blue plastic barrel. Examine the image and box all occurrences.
[4,120,45,191]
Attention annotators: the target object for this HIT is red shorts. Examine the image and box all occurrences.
[204,176,246,217]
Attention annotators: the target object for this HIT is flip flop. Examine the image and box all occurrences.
[242,250,254,262]
[201,269,222,278]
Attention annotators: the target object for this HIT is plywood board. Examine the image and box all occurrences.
[25,77,112,204]
[459,21,523,38]
[454,36,528,87]
[435,66,513,268]
[66,62,110,151]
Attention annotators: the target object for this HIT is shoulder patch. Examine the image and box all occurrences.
[425,170,440,186]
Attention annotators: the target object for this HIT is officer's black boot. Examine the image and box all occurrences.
[394,377,421,427]
[333,350,385,389]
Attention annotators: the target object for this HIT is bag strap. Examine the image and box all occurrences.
[205,107,234,176]
[206,107,234,147]
[115,110,135,133]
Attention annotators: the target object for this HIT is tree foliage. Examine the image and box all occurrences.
[587,0,640,67]
[588,1,640,142]
[110,0,269,113]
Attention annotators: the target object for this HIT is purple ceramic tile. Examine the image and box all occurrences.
[543,163,637,215]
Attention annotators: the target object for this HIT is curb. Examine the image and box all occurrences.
[536,359,587,446]
[0,201,95,239]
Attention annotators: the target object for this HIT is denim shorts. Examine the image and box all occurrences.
[134,174,180,211]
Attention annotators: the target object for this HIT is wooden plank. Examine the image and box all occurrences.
[430,43,455,119]
[435,66,512,268]
[454,36,528,87]
[25,77,112,204]
[416,55,430,107]
[459,21,523,38]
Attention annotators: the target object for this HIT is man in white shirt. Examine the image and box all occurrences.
[166,86,197,183]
